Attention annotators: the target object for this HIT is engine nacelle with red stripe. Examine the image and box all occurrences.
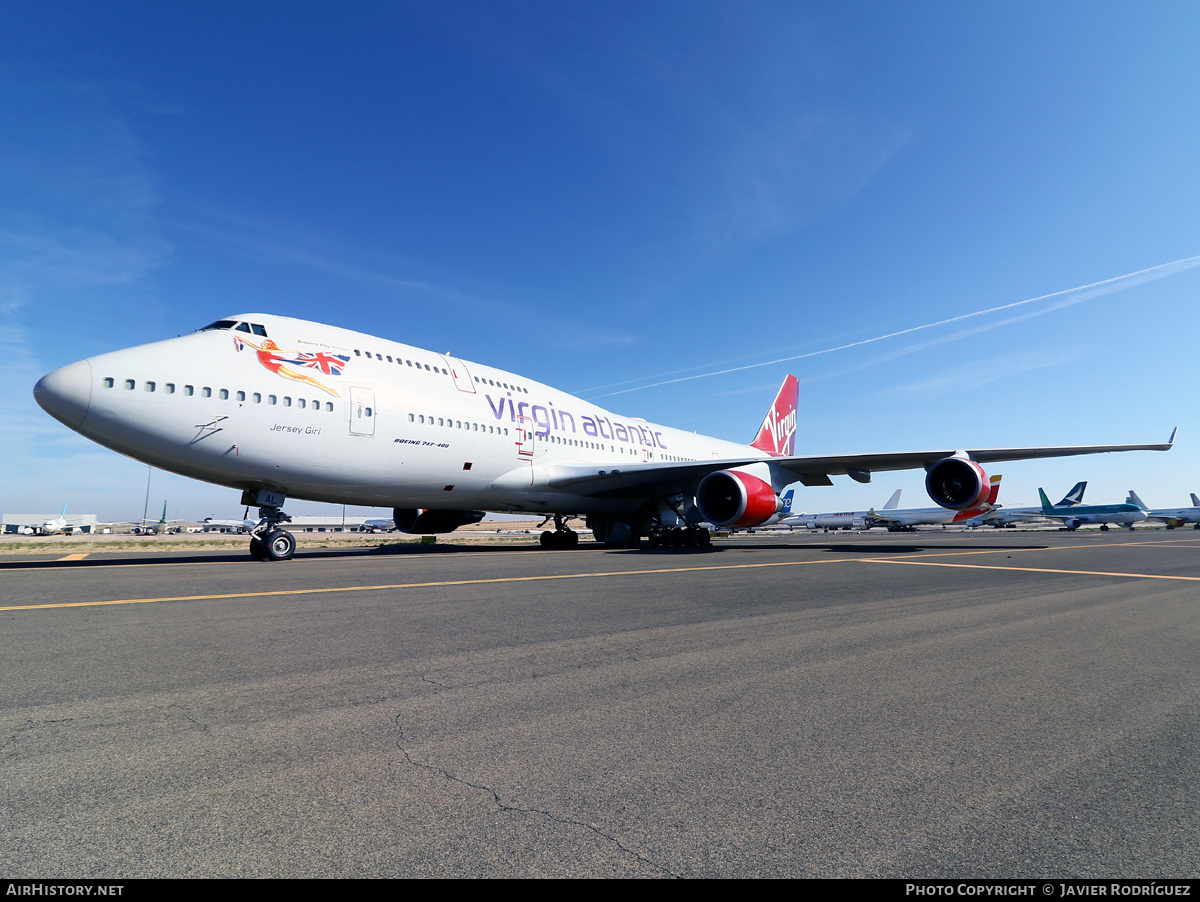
[924,457,991,511]
[695,470,784,528]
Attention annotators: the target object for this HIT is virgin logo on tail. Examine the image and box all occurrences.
[751,375,799,457]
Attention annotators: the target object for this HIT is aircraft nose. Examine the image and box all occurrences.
[34,359,93,431]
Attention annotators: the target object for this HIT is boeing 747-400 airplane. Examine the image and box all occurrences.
[34,314,1176,560]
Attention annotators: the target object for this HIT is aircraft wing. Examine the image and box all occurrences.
[529,431,1176,499]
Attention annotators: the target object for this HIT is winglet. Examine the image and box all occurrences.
[750,375,799,457]
[1168,426,1178,446]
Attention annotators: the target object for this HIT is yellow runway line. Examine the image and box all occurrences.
[861,558,1200,581]
[0,557,850,611]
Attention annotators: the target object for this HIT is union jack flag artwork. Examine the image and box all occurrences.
[287,352,350,375]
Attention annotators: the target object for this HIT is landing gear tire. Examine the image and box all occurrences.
[1100,524,1110,532]
[249,537,267,561]
[540,529,578,549]
[264,529,296,561]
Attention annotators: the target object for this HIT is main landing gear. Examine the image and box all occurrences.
[647,525,710,548]
[540,514,579,549]
[248,503,295,561]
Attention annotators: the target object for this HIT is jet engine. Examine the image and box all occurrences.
[1063,518,1082,531]
[924,457,991,511]
[392,508,485,534]
[695,470,783,528]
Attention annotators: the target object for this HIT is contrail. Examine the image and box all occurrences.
[584,254,1200,399]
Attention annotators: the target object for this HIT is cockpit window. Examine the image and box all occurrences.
[251,323,268,336]
[197,320,238,332]
[235,322,251,333]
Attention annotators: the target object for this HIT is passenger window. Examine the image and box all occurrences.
[366,407,373,417]
[165,383,175,394]
[184,385,194,396]
[354,350,361,356]
[387,355,392,362]
[325,402,333,411]
[253,393,261,403]
[283,396,292,407]
[145,381,155,392]
[268,395,277,405]
[202,387,212,398]
[409,413,414,422]
[236,391,245,401]
[124,379,135,390]
[103,377,114,388]
[298,399,306,409]
[219,389,229,400]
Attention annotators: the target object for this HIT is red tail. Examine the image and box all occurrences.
[750,375,799,457]
[986,475,1002,505]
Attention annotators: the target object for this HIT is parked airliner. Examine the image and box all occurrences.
[1125,491,1200,529]
[865,476,1003,531]
[971,480,1088,528]
[783,489,902,531]
[1038,487,1148,531]
[33,314,1175,560]
[16,504,83,536]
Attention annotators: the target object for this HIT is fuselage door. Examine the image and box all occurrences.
[516,414,535,459]
[440,355,477,394]
[349,387,376,436]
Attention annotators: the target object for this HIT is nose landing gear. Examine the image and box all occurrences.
[247,499,295,561]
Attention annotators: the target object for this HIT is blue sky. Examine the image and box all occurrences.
[3,1,1199,522]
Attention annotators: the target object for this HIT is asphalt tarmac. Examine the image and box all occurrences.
[2,530,1198,877]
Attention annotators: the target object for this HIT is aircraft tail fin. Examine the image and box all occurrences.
[1191,493,1199,508]
[750,375,799,457]
[882,489,902,510]
[986,474,1002,505]
[1039,488,1054,514]
[1056,481,1087,506]
[780,489,795,516]
[1126,491,1148,510]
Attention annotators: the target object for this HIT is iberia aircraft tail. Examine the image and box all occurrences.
[985,474,1002,505]
[751,374,799,457]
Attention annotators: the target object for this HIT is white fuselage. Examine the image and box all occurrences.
[788,511,871,530]
[1144,507,1200,525]
[39,314,772,516]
